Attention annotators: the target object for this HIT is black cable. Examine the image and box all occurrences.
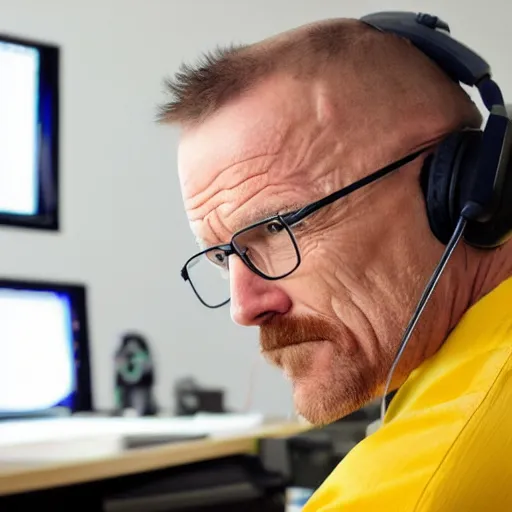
[380,214,468,422]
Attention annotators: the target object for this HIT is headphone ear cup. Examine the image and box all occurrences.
[463,121,512,248]
[421,132,472,245]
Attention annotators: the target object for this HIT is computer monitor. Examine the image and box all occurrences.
[0,278,92,416]
[0,33,59,231]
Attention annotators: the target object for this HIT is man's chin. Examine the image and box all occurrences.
[290,365,375,426]
[291,378,349,425]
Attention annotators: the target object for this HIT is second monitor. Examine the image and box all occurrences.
[0,277,92,417]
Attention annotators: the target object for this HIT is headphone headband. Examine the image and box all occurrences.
[360,12,491,88]
[361,11,505,112]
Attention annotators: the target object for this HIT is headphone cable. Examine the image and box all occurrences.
[380,213,468,422]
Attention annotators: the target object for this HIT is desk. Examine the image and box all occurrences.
[0,419,310,498]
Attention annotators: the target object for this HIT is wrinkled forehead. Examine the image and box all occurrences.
[178,115,303,245]
[178,112,285,203]
[177,75,307,201]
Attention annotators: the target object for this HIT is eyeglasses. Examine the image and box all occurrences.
[181,147,430,308]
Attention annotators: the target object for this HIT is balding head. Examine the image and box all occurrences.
[158,18,481,131]
[167,18,492,425]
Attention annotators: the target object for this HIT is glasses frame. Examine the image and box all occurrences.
[181,146,430,308]
[182,216,301,308]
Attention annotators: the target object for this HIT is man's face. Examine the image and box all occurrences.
[177,74,445,424]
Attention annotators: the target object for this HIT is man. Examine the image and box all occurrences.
[158,16,512,511]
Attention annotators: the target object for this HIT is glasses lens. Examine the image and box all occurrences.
[233,217,299,278]
[185,248,230,308]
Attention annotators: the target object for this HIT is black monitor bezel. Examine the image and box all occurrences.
[0,33,60,232]
[0,277,93,412]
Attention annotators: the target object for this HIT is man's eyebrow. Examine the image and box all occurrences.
[194,202,307,250]
[231,202,305,233]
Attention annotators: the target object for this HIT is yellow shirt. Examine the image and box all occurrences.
[304,277,512,511]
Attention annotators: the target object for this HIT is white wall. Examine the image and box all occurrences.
[0,0,510,416]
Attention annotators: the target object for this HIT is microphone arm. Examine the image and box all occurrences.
[380,214,468,422]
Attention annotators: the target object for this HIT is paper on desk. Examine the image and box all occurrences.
[0,412,265,448]
[186,412,265,437]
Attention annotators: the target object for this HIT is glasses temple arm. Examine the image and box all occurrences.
[284,147,429,226]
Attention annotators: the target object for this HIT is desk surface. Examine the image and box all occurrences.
[0,419,309,497]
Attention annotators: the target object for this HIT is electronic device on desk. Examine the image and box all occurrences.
[174,377,226,416]
[0,277,92,419]
[122,432,208,450]
[0,32,59,231]
[114,332,158,416]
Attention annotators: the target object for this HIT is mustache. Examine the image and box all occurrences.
[260,315,340,352]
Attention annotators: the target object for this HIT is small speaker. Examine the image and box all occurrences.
[174,377,225,416]
[114,332,158,416]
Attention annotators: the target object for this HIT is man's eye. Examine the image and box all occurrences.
[214,253,225,263]
[266,221,284,234]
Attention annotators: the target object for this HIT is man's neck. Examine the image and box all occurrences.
[440,241,512,340]
[468,242,512,310]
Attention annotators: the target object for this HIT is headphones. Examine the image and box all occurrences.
[360,12,512,248]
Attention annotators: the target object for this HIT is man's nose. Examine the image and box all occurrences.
[229,256,292,326]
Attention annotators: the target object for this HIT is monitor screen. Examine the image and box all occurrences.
[0,34,59,230]
[0,279,92,415]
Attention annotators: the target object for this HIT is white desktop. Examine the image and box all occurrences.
[0,413,266,463]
